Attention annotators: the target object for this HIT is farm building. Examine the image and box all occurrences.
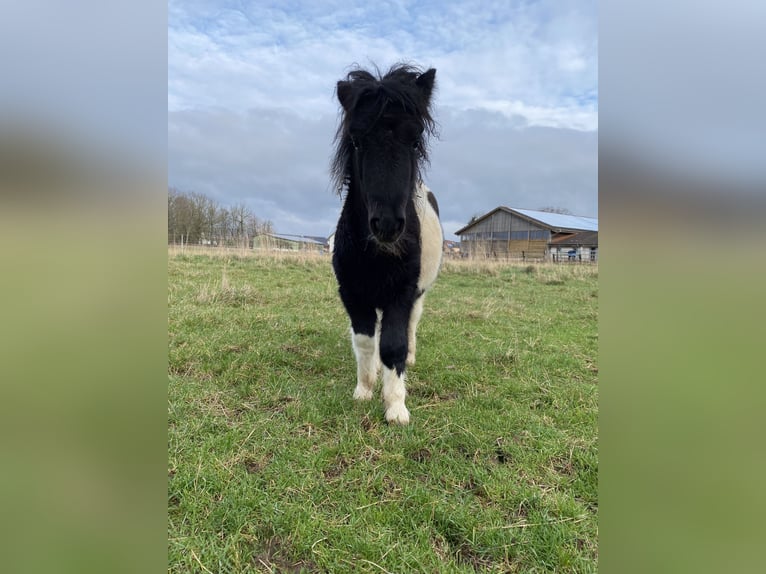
[443,240,461,257]
[549,230,598,262]
[253,233,329,253]
[454,207,598,261]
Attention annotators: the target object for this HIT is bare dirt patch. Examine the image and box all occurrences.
[408,448,432,463]
[252,536,318,573]
[244,456,271,475]
[323,456,350,480]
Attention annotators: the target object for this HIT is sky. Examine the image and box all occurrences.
[168,0,598,240]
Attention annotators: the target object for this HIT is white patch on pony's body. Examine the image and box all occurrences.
[406,182,443,366]
[414,183,443,292]
[382,366,410,424]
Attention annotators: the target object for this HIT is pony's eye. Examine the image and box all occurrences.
[396,122,423,149]
[350,136,360,150]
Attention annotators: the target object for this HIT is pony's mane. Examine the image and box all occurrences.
[331,63,437,196]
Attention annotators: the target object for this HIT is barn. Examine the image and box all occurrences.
[253,233,329,253]
[454,207,598,261]
[549,230,599,262]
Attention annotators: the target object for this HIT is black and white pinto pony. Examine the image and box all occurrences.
[330,64,443,425]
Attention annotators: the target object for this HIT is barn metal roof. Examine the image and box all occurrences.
[454,206,598,235]
[512,208,598,232]
[266,233,327,246]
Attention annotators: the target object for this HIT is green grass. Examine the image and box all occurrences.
[168,251,598,573]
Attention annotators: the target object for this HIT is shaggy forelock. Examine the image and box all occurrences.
[331,63,437,195]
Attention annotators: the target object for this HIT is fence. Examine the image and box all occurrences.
[457,240,597,264]
[168,239,597,265]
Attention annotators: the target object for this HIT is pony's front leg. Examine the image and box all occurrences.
[379,303,413,424]
[406,293,425,366]
[349,311,379,401]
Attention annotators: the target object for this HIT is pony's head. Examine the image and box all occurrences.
[332,64,437,245]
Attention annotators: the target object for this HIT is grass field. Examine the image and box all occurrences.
[168,250,598,573]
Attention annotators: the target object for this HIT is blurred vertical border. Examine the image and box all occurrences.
[3,1,765,572]
[0,2,167,573]
[600,1,765,572]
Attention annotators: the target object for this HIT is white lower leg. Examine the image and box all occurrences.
[352,331,378,400]
[382,366,409,424]
[406,296,424,366]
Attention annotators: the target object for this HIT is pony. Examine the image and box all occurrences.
[330,63,443,424]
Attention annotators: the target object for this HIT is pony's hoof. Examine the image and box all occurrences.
[385,403,410,425]
[406,352,416,366]
[353,386,373,401]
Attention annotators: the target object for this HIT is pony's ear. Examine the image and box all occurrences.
[337,80,354,111]
[415,68,436,103]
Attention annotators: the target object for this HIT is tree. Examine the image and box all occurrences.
[167,187,199,244]
[229,202,252,247]
[167,187,274,247]
[468,213,483,225]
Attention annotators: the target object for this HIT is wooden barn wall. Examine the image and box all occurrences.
[461,239,548,259]
[468,211,542,234]
[460,211,551,259]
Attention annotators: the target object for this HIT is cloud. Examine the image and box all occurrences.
[169,108,343,234]
[429,109,598,234]
[169,105,596,240]
[168,0,598,239]
[168,0,597,127]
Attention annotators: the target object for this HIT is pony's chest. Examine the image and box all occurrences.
[333,239,419,296]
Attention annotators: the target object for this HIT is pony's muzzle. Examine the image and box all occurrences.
[369,215,405,243]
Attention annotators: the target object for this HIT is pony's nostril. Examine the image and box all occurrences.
[369,218,380,234]
[395,218,405,234]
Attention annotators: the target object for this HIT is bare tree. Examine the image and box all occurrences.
[229,202,255,247]
[167,188,198,244]
[167,187,274,247]
[199,195,218,245]
[168,187,180,243]
[245,213,261,242]
[214,207,229,245]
